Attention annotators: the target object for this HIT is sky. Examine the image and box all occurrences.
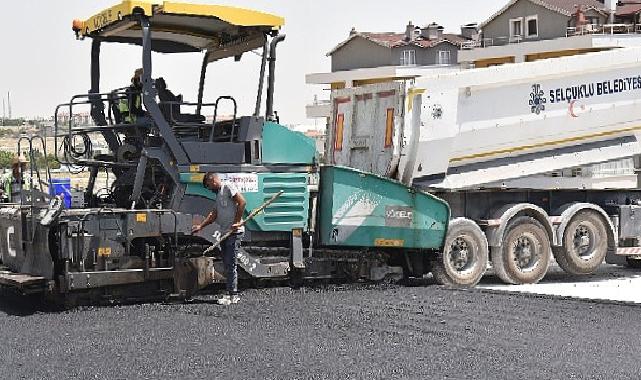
[0,0,506,126]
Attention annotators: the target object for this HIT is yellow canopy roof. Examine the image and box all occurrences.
[73,1,284,55]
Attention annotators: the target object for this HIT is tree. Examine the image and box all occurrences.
[0,151,60,170]
[0,151,14,169]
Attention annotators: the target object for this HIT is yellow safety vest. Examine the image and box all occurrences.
[1,172,30,203]
[118,90,142,124]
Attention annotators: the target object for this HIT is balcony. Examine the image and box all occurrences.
[306,100,331,119]
[566,23,641,37]
[459,23,641,65]
[462,23,641,50]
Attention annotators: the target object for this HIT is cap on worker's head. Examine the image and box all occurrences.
[131,68,144,83]
[11,155,28,166]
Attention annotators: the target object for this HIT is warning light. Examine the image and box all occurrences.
[72,19,83,32]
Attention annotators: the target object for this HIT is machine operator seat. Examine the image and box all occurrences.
[156,77,205,124]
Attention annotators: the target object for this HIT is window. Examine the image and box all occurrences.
[509,17,523,39]
[525,15,538,38]
[586,16,599,26]
[384,109,394,148]
[334,114,344,151]
[437,50,451,65]
[401,50,416,66]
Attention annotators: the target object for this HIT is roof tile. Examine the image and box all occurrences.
[327,30,468,56]
[616,1,641,16]
[361,32,467,48]
[539,0,606,14]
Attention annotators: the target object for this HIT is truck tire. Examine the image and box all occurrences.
[553,211,608,275]
[491,216,551,285]
[431,218,488,288]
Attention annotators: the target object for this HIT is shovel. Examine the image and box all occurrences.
[202,190,284,255]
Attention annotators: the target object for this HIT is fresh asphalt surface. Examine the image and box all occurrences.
[1,273,641,379]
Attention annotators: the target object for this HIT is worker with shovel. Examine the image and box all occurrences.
[193,173,246,305]
[0,154,29,203]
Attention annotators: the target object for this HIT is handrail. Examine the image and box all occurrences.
[54,90,153,168]
[486,24,641,47]
[16,134,54,242]
[56,89,247,165]
[209,96,238,142]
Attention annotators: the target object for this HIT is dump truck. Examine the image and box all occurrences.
[0,1,452,305]
[327,46,641,287]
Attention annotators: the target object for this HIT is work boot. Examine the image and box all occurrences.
[217,293,240,305]
[217,295,232,305]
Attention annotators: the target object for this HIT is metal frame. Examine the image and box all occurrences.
[60,15,289,176]
[209,96,238,142]
[196,52,210,116]
[140,17,188,165]
[266,35,286,121]
[0,5,344,303]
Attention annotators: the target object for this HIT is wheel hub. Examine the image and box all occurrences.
[573,224,595,259]
[448,237,475,273]
[512,235,538,271]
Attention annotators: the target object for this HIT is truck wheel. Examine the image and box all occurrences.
[553,211,608,275]
[491,216,551,285]
[431,218,488,288]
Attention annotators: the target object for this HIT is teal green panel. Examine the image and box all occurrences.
[262,121,317,164]
[182,172,310,232]
[319,166,450,249]
[185,183,211,198]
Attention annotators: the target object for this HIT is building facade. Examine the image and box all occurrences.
[481,0,610,46]
[460,0,641,67]
[328,22,472,72]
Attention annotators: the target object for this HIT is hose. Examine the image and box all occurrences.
[60,133,92,174]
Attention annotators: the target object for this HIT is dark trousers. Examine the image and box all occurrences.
[221,232,243,295]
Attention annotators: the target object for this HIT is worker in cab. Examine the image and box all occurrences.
[119,68,147,124]
[192,172,247,305]
[0,154,29,203]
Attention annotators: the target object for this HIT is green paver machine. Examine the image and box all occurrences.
[0,1,449,304]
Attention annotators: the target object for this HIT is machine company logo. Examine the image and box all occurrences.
[385,206,414,227]
[529,84,547,114]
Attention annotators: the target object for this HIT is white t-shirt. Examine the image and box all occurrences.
[215,182,244,233]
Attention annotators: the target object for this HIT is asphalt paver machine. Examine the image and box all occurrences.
[0,1,450,305]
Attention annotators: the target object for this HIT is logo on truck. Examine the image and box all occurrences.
[529,84,547,115]
[541,75,641,106]
[432,104,443,120]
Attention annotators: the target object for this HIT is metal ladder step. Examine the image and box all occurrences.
[0,271,49,294]
[236,250,289,278]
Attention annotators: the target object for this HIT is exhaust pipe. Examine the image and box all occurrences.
[254,39,270,117]
[265,34,286,121]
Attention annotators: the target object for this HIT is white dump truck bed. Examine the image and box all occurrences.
[327,48,641,190]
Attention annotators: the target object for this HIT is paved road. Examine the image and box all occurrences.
[480,264,641,303]
[1,278,641,379]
